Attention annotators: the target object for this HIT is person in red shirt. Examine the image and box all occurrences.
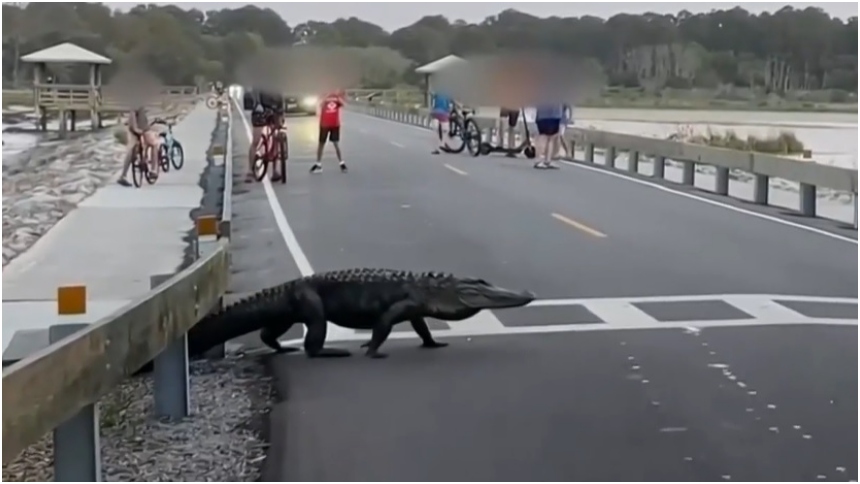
[311,89,347,174]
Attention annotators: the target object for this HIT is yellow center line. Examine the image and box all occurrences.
[552,213,607,238]
[444,164,469,176]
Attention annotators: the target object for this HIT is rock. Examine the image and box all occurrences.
[2,130,126,267]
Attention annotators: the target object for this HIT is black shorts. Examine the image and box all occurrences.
[500,108,519,127]
[319,126,340,143]
[536,119,561,136]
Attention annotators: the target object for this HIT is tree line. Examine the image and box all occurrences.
[2,3,856,96]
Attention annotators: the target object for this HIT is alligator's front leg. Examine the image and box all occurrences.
[360,317,448,350]
[365,301,419,359]
[411,317,448,349]
[300,289,351,358]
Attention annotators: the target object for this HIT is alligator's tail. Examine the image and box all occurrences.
[186,297,278,357]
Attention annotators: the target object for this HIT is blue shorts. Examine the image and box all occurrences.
[536,118,561,136]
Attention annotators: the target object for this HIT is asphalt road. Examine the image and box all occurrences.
[230,108,858,481]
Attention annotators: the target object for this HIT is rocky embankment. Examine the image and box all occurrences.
[2,103,195,267]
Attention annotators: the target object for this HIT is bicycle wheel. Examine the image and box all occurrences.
[205,96,218,109]
[170,141,184,170]
[159,144,170,173]
[131,157,143,187]
[253,155,268,181]
[464,118,482,157]
[278,135,288,184]
[445,118,466,154]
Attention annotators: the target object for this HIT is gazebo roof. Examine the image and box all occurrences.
[21,42,112,65]
[415,55,466,74]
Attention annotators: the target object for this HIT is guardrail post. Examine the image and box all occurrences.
[50,289,102,482]
[714,167,730,195]
[753,174,769,204]
[653,156,666,179]
[681,160,695,185]
[152,273,190,422]
[628,151,640,173]
[605,146,616,168]
[799,183,817,217]
[584,144,595,163]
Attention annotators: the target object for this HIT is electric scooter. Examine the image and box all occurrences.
[478,107,537,159]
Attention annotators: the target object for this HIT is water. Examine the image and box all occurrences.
[572,108,858,170]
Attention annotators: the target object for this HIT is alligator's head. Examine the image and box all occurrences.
[424,277,535,321]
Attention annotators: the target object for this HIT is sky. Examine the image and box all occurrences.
[107,2,857,30]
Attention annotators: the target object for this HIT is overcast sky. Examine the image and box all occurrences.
[107,2,857,30]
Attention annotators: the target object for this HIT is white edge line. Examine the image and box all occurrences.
[390,140,405,148]
[351,110,858,246]
[233,99,359,339]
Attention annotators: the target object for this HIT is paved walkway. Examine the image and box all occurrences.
[2,102,221,360]
[224,104,857,481]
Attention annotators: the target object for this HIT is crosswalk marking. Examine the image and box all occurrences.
[584,300,659,327]
[277,294,857,347]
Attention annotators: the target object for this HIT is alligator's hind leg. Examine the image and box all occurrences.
[300,290,351,358]
[260,322,300,354]
[411,318,448,349]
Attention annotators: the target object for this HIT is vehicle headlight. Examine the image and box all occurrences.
[301,96,318,106]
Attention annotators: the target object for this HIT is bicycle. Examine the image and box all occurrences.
[252,115,288,184]
[206,92,228,110]
[130,132,159,188]
[153,118,185,172]
[439,107,482,157]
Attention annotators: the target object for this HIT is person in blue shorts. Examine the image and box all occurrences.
[533,102,563,169]
[429,90,453,154]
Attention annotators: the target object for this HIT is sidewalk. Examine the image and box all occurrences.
[2,102,224,360]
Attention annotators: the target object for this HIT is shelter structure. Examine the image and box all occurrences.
[414,55,466,107]
[20,42,112,133]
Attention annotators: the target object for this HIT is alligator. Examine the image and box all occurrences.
[185,268,536,359]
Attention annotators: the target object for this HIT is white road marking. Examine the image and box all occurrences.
[352,111,858,246]
[231,101,508,339]
[390,141,405,148]
[232,101,353,339]
[584,300,659,327]
[531,294,858,306]
[444,163,469,176]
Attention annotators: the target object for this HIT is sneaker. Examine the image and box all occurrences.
[546,162,560,169]
[533,161,548,169]
[339,161,348,173]
[117,178,132,187]
[310,163,323,174]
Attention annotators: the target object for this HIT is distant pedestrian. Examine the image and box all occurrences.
[533,102,563,169]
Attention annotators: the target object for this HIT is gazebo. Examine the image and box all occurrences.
[20,42,113,132]
[414,55,466,107]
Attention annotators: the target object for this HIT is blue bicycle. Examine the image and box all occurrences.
[153,118,184,172]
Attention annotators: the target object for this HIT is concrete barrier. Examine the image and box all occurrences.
[352,103,858,226]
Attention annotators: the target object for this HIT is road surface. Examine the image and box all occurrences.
[228,107,858,481]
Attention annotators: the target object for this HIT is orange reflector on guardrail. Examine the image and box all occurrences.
[196,215,218,237]
[57,285,87,315]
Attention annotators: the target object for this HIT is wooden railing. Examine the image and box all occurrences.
[2,85,199,110]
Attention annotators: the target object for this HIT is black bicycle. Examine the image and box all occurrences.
[439,107,482,157]
[130,133,158,187]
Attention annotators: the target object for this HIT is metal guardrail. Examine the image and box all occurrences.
[352,103,859,225]
[1,108,234,480]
